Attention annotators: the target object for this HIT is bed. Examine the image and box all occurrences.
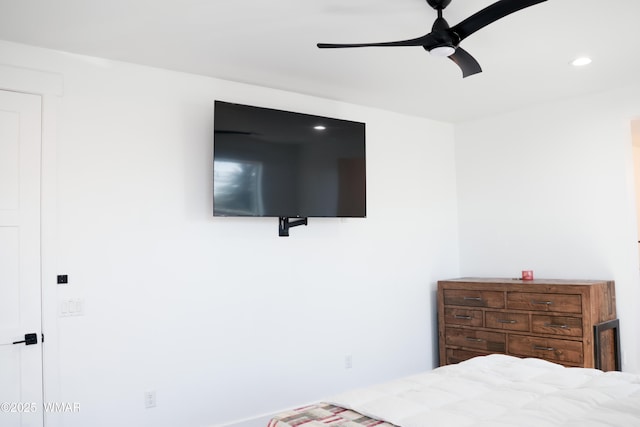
[269,355,640,427]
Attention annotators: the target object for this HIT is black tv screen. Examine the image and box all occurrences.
[213,101,366,218]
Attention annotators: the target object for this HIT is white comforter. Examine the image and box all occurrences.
[326,355,640,427]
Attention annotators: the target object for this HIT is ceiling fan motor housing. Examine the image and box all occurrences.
[427,16,460,55]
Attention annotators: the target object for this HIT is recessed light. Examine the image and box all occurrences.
[314,125,326,130]
[571,57,592,67]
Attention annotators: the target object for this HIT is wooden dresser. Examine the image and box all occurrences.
[437,278,618,370]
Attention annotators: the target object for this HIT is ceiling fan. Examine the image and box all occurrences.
[317,0,547,78]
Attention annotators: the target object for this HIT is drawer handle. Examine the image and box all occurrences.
[533,345,556,351]
[531,300,553,306]
[466,337,485,342]
[496,319,517,324]
[463,297,482,301]
[455,315,472,320]
[544,323,569,329]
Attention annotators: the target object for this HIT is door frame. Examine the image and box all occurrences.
[0,64,63,427]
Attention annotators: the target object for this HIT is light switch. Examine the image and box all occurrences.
[60,299,84,317]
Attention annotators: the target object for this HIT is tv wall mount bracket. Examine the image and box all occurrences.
[279,217,308,237]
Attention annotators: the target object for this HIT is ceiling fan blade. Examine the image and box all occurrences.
[450,0,547,41]
[318,33,437,49]
[448,47,482,78]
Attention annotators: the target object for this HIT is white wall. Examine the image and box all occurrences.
[633,120,640,247]
[455,85,640,373]
[0,41,460,427]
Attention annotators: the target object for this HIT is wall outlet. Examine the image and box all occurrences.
[144,391,156,408]
[345,355,353,369]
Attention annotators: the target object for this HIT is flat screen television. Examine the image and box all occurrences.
[213,101,366,219]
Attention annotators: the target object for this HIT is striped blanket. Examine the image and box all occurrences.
[268,403,394,427]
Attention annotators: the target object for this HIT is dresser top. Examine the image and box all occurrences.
[439,277,612,286]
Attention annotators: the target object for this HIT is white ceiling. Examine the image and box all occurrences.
[1,0,639,122]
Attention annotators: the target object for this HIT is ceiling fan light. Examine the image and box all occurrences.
[429,46,456,57]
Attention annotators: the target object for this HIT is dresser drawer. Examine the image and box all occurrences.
[507,292,582,313]
[531,315,582,337]
[443,290,504,308]
[485,311,530,331]
[508,335,583,364]
[444,308,483,327]
[445,349,491,365]
[445,327,506,352]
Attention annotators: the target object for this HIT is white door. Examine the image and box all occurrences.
[0,90,43,427]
